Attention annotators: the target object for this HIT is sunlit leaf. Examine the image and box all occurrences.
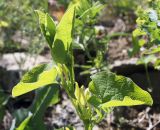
[12,64,58,97]
[133,28,146,37]
[0,21,9,27]
[89,71,153,110]
[101,96,145,108]
[52,6,75,64]
[75,83,86,106]
[35,10,56,48]
[69,0,90,15]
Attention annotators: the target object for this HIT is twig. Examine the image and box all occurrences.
[146,107,153,130]
[147,120,160,130]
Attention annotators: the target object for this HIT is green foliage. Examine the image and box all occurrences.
[52,6,75,64]
[12,1,153,130]
[12,64,58,97]
[16,114,32,130]
[30,84,59,120]
[0,87,9,122]
[35,10,56,48]
[26,85,59,130]
[0,0,47,53]
[137,55,157,65]
[130,0,160,70]
[13,108,29,127]
[144,46,160,54]
[36,6,75,64]
[101,0,148,18]
[73,0,109,75]
[13,85,59,130]
[131,0,160,50]
[89,71,153,110]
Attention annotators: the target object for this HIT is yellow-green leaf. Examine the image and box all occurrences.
[75,83,86,106]
[12,64,58,97]
[52,6,75,64]
[0,21,9,27]
[133,28,146,37]
[101,96,145,108]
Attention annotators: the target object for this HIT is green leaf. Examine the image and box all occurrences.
[52,39,68,64]
[87,95,102,108]
[28,85,59,130]
[154,59,160,70]
[128,36,146,56]
[70,0,104,20]
[52,6,75,64]
[133,28,146,37]
[137,55,157,65]
[91,108,104,123]
[75,83,86,106]
[79,2,105,19]
[0,87,9,122]
[0,89,9,106]
[144,46,160,54]
[15,85,59,130]
[89,71,153,109]
[30,84,60,121]
[101,96,145,108]
[12,64,58,97]
[16,113,32,130]
[69,0,90,15]
[0,20,9,27]
[72,42,84,50]
[13,108,29,126]
[35,10,56,48]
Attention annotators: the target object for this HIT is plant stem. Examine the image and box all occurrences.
[84,121,93,130]
[145,64,152,92]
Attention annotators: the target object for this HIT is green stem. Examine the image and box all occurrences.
[145,64,152,92]
[84,121,93,130]
[61,41,94,129]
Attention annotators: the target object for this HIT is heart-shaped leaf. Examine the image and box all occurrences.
[89,71,153,110]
